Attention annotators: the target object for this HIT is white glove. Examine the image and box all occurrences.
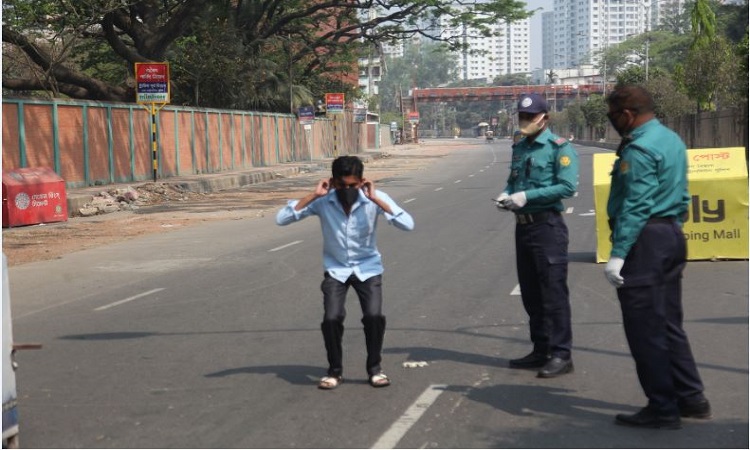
[605,257,625,288]
[504,191,527,210]
[495,192,510,210]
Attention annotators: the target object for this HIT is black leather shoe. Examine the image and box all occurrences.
[615,407,681,429]
[679,398,712,419]
[509,352,550,369]
[536,357,573,378]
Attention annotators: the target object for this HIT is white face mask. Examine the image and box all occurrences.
[518,114,545,136]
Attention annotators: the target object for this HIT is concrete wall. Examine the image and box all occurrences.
[3,99,369,188]
[562,107,748,153]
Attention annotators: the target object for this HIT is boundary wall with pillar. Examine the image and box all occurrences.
[2,98,367,189]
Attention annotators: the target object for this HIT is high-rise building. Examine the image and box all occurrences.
[439,13,531,83]
[542,0,679,72]
[361,5,532,89]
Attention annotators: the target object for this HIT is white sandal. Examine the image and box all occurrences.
[369,372,391,388]
[318,375,343,390]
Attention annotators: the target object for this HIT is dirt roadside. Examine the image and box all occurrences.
[2,144,456,267]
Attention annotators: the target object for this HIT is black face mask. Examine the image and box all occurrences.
[336,186,359,210]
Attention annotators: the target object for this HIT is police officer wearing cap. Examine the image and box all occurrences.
[605,85,710,429]
[495,93,579,378]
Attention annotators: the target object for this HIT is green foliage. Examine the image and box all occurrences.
[2,0,531,108]
[690,0,717,49]
[616,66,647,86]
[675,35,740,111]
[378,41,459,114]
[656,0,692,34]
[492,73,531,86]
[562,100,586,138]
[717,0,749,44]
[379,111,403,128]
[646,73,695,118]
[580,95,608,139]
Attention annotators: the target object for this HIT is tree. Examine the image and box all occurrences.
[580,95,608,140]
[2,0,208,101]
[2,0,531,108]
[690,0,717,49]
[657,0,692,34]
[613,68,694,119]
[378,41,458,127]
[492,73,531,86]
[561,100,586,139]
[645,73,695,119]
[675,36,740,111]
[546,70,557,85]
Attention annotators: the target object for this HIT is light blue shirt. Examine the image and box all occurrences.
[276,189,414,282]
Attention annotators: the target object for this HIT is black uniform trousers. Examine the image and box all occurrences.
[617,219,705,415]
[320,273,386,378]
[515,211,572,359]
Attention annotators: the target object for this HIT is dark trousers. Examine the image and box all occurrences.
[515,211,572,359]
[320,273,386,377]
[617,220,705,415]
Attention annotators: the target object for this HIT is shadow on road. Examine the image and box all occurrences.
[445,383,628,420]
[204,364,322,385]
[443,383,744,448]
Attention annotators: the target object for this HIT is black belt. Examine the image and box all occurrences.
[608,216,677,230]
[647,216,677,224]
[515,210,558,225]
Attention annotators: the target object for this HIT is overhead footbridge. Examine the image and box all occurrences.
[413,84,612,103]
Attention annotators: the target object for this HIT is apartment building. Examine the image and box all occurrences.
[542,0,686,73]
[439,13,531,83]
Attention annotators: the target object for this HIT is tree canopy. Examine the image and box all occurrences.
[2,0,531,111]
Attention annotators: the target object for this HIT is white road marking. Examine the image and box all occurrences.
[510,284,522,296]
[95,288,164,312]
[479,169,485,173]
[566,206,574,214]
[434,187,443,192]
[574,192,579,197]
[403,198,417,204]
[468,174,475,178]
[372,384,447,449]
[268,240,303,252]
[454,180,462,184]
[579,210,596,216]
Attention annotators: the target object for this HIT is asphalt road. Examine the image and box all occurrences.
[7,139,748,448]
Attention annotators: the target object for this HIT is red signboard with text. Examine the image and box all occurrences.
[325,93,345,114]
[135,63,170,103]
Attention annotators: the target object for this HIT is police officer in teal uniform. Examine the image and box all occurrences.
[605,85,710,429]
[495,93,579,378]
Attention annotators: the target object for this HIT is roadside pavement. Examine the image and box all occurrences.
[64,147,405,217]
[3,141,442,267]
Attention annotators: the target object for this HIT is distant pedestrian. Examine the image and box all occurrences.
[276,155,414,389]
[495,93,579,378]
[604,84,710,429]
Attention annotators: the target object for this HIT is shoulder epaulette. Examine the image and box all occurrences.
[552,137,568,146]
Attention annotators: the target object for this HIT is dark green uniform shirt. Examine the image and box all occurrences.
[503,128,579,213]
[606,118,690,259]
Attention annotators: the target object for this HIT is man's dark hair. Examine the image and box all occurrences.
[331,155,364,179]
[606,85,655,115]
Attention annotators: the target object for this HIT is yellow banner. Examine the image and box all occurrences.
[594,147,748,262]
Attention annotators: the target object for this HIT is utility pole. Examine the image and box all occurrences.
[284,34,294,114]
[602,0,609,97]
[643,0,650,82]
